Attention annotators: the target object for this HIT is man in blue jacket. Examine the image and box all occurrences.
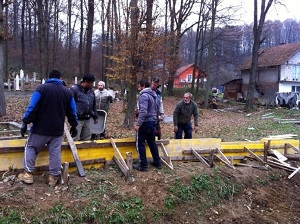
[18,70,78,186]
[134,83,162,172]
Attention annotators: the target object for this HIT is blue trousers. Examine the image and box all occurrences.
[137,121,161,168]
[175,123,193,139]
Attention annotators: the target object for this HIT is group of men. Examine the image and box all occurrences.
[133,77,199,172]
[17,70,199,186]
[18,71,113,186]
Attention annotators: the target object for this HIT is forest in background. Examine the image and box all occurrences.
[1,0,299,122]
[3,1,300,88]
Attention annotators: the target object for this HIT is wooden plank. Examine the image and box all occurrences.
[110,138,128,169]
[64,123,86,177]
[159,143,173,169]
[288,143,300,154]
[113,156,129,176]
[271,149,288,162]
[214,154,234,169]
[244,146,265,164]
[288,167,300,179]
[191,147,210,167]
[236,163,268,170]
[268,156,292,167]
[110,138,129,177]
[216,148,235,169]
[161,158,174,170]
[267,161,296,172]
[182,149,211,154]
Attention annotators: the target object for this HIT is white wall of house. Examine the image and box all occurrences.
[279,82,300,92]
[285,50,300,64]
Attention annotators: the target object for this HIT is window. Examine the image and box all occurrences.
[292,66,300,80]
[291,85,300,92]
[187,74,192,83]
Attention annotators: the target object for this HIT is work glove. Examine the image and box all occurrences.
[20,122,27,137]
[70,126,78,138]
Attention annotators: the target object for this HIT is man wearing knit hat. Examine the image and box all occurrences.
[91,81,113,140]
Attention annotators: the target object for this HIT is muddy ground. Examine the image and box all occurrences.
[0,96,299,223]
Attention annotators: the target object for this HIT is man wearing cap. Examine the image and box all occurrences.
[70,74,98,141]
[18,69,78,187]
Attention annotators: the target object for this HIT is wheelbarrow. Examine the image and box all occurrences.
[90,110,107,135]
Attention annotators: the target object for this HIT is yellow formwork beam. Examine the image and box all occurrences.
[0,138,299,172]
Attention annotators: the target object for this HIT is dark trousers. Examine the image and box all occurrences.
[137,121,161,168]
[175,123,193,139]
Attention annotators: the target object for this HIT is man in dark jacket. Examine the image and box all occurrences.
[70,74,98,141]
[18,69,78,186]
[151,78,164,140]
[134,85,162,172]
[173,92,199,139]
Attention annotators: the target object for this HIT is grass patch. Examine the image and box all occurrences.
[165,169,240,211]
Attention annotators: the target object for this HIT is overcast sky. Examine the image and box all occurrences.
[230,0,300,24]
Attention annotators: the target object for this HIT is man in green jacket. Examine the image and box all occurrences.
[173,92,199,139]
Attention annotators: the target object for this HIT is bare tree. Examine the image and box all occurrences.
[36,1,47,79]
[21,0,26,68]
[0,1,13,116]
[166,0,196,96]
[245,0,274,110]
[84,0,94,74]
[78,0,84,75]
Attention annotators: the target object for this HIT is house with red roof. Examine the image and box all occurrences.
[174,64,207,88]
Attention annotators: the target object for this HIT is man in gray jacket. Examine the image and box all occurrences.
[134,84,162,172]
[91,81,113,139]
[173,92,199,139]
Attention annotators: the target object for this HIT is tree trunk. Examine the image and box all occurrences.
[67,0,72,77]
[191,0,205,95]
[78,0,84,76]
[245,0,274,110]
[21,0,25,68]
[205,0,218,108]
[0,1,7,116]
[36,1,46,79]
[84,0,94,74]
[123,0,139,128]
